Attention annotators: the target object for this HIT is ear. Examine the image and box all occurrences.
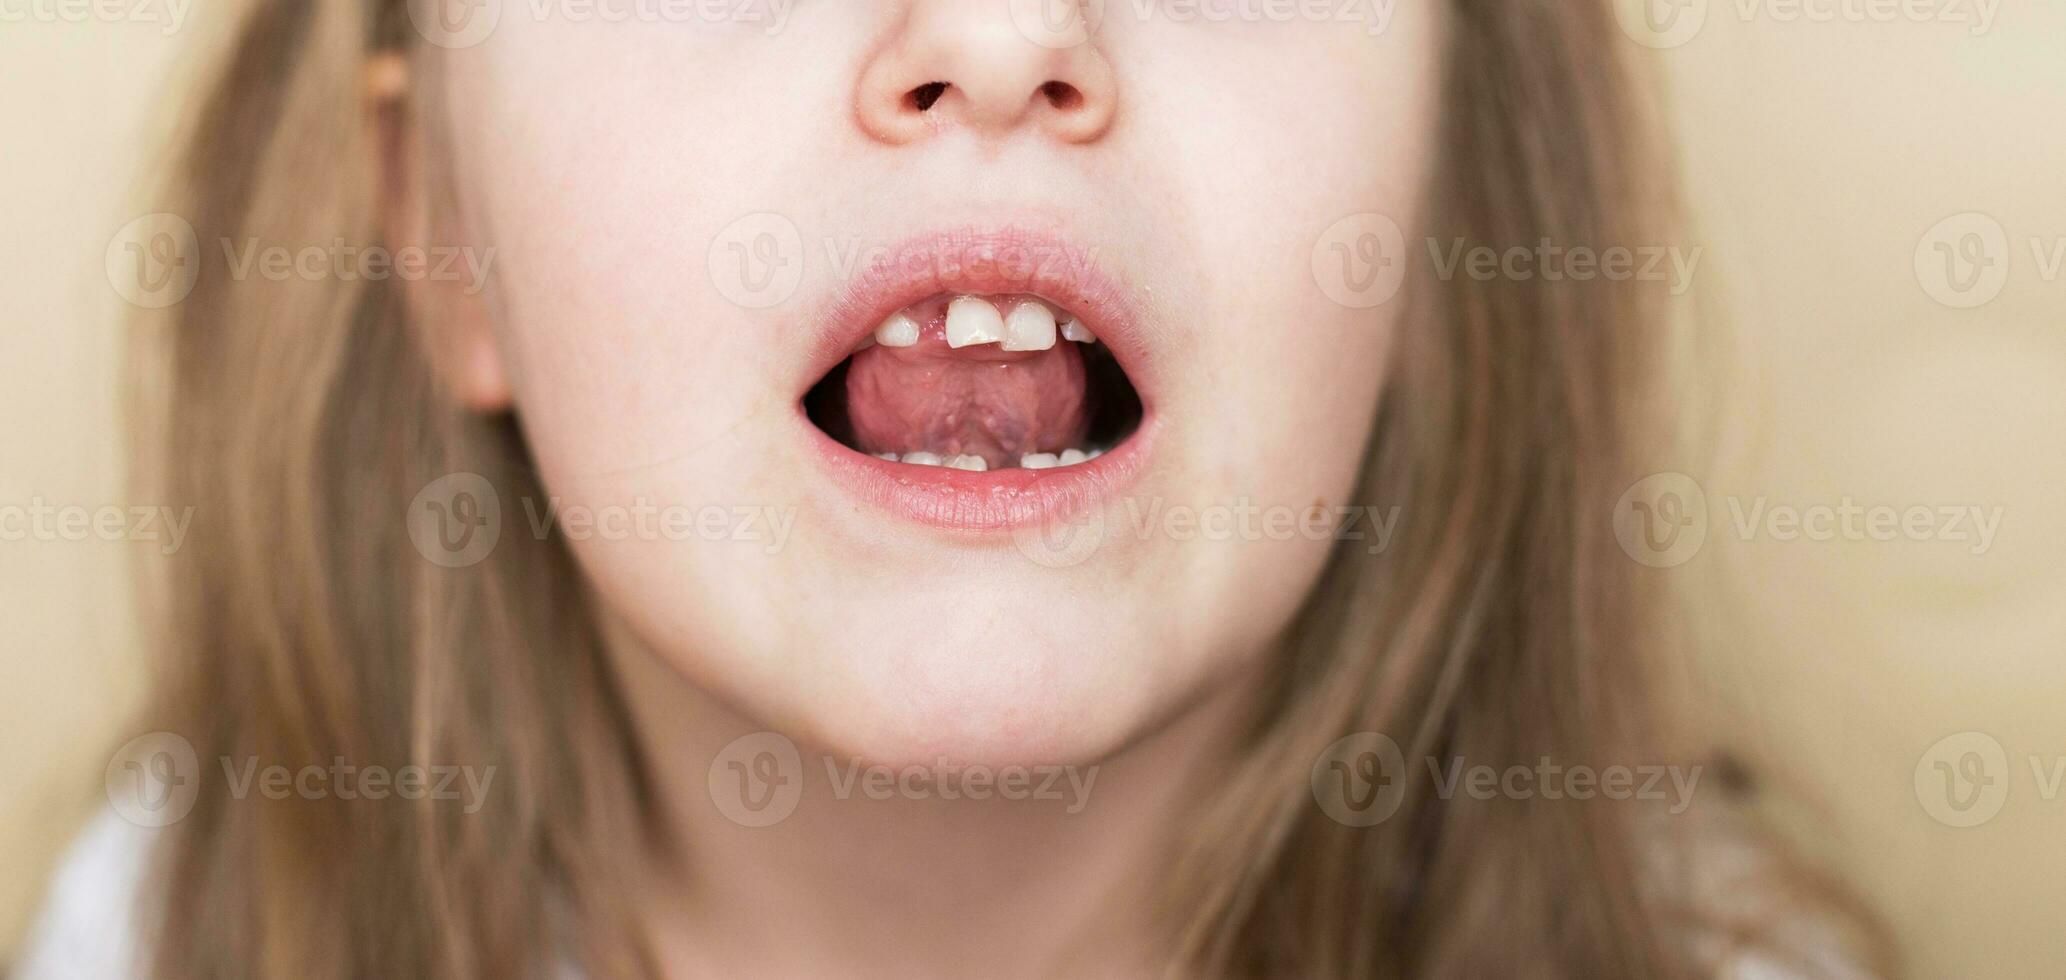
[366,52,512,413]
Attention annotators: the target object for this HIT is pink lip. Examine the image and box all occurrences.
[798,227,1159,532]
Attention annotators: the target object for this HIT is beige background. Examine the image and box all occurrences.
[4,3,2063,975]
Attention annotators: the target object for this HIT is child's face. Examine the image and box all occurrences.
[431,3,1441,764]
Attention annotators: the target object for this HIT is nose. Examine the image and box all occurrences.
[857,0,1117,145]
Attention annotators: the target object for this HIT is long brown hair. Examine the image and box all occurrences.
[129,1,1883,977]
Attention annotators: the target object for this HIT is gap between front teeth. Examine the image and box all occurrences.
[867,296,1096,353]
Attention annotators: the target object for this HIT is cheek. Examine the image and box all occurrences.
[435,31,848,479]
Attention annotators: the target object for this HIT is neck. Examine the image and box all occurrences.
[604,629,1252,980]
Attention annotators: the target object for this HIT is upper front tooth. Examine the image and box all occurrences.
[946,296,1006,349]
[874,312,920,348]
[1060,318,1096,344]
[1001,303,1058,352]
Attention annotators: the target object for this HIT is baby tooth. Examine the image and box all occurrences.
[946,296,1005,349]
[1058,449,1088,466]
[1001,303,1058,352]
[902,452,943,466]
[876,452,900,461]
[1020,453,1060,470]
[875,312,921,348]
[947,454,989,472]
[1060,318,1096,344]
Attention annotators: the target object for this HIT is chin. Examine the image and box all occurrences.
[783,599,1166,771]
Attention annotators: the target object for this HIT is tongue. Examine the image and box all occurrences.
[845,339,1088,469]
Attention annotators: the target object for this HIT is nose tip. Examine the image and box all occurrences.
[857,0,1116,145]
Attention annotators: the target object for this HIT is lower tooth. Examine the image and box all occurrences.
[1058,449,1088,466]
[947,455,989,472]
[1020,453,1060,470]
[902,452,944,467]
[876,452,900,461]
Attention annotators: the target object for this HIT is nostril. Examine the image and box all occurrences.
[907,82,949,112]
[1040,81,1084,112]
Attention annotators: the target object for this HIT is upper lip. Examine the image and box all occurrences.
[800,226,1154,406]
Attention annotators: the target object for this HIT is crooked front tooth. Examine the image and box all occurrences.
[1001,303,1058,352]
[901,451,943,467]
[1060,318,1096,344]
[946,296,1006,349]
[874,312,921,348]
[947,454,989,472]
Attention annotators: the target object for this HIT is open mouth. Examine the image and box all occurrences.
[804,292,1144,472]
[795,229,1157,530]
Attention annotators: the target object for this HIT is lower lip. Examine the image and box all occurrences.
[804,417,1157,532]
